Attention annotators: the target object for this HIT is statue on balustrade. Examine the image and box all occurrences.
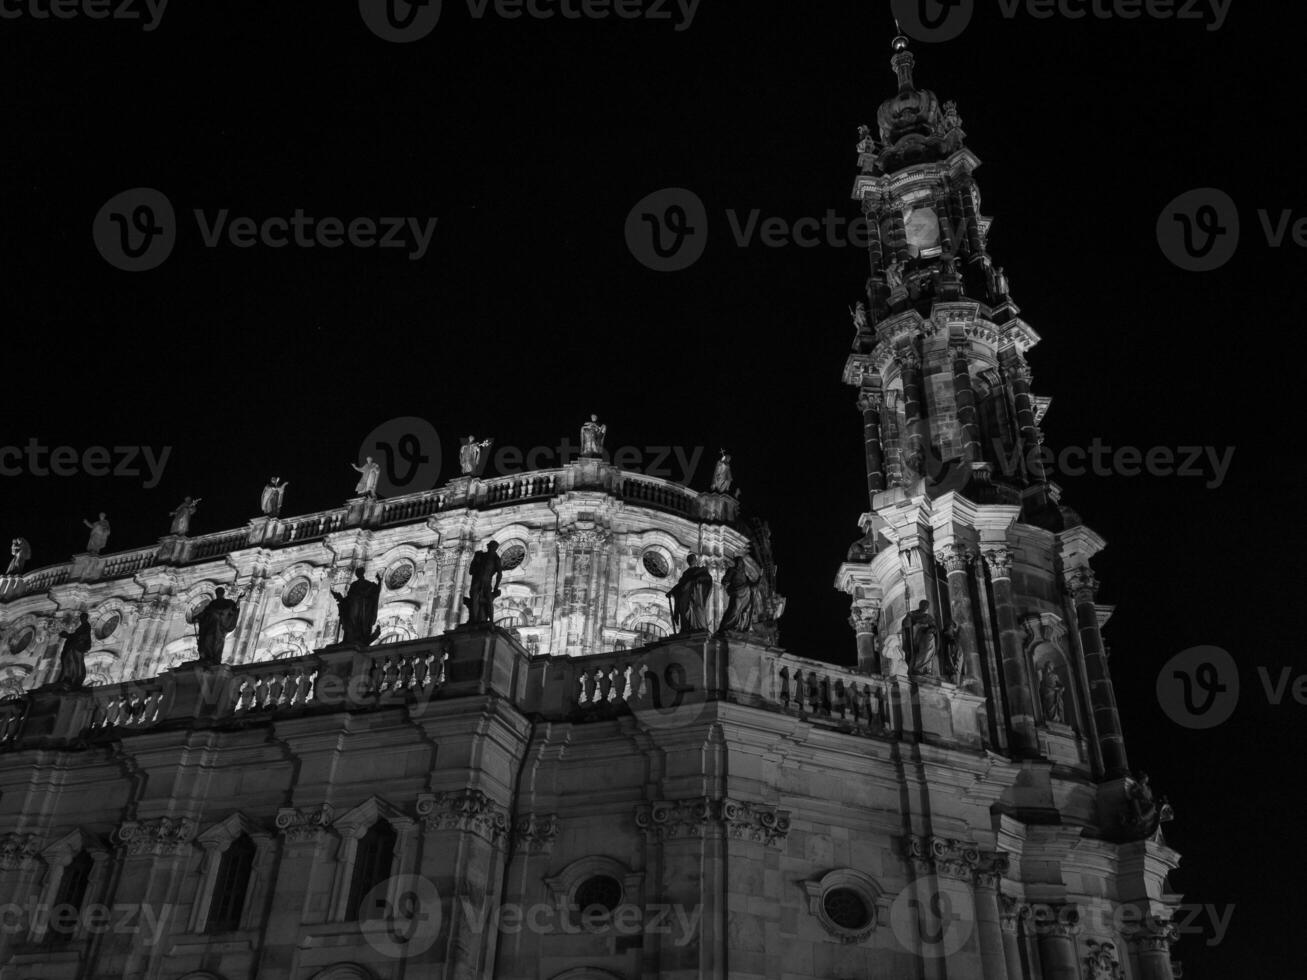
[903,600,940,678]
[169,497,202,535]
[463,542,503,625]
[850,301,868,333]
[352,457,381,497]
[52,612,92,690]
[580,415,607,458]
[7,538,30,576]
[260,477,288,517]
[1039,662,1067,724]
[82,513,111,555]
[668,554,712,635]
[459,436,492,476]
[332,568,383,645]
[195,587,241,666]
[717,556,760,634]
[711,450,733,493]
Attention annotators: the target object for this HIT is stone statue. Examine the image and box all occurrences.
[54,612,92,690]
[902,601,939,678]
[885,259,906,292]
[459,436,492,476]
[850,301,868,332]
[717,557,760,634]
[463,542,503,625]
[856,124,877,172]
[331,568,383,645]
[941,620,964,685]
[169,497,201,535]
[82,514,111,555]
[260,477,288,517]
[668,554,712,635]
[711,451,733,494]
[7,538,31,576]
[1040,662,1067,724]
[580,415,607,458]
[941,100,963,134]
[194,587,240,666]
[352,457,380,497]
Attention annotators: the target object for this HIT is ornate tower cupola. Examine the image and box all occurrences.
[836,34,1132,785]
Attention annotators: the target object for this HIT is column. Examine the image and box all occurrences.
[1003,356,1047,483]
[999,896,1026,979]
[1066,566,1129,778]
[955,175,986,259]
[983,548,1039,755]
[884,393,905,488]
[850,603,882,675]
[858,388,887,505]
[898,351,929,480]
[1131,919,1179,980]
[1037,915,1079,980]
[938,545,983,695]
[863,198,884,284]
[974,856,1011,979]
[952,343,983,462]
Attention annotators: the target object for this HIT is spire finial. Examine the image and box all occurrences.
[891,19,915,89]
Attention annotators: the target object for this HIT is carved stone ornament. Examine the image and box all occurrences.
[1085,939,1124,980]
[115,816,198,856]
[275,804,335,843]
[634,797,791,848]
[416,790,509,844]
[0,832,41,870]
[903,834,982,881]
[511,813,560,854]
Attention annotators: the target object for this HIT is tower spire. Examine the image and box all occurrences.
[891,19,914,88]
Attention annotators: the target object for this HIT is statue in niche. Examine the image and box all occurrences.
[352,457,380,497]
[667,554,712,635]
[941,620,965,684]
[711,451,733,493]
[169,497,202,535]
[580,415,607,457]
[260,477,288,517]
[82,514,111,555]
[856,124,878,172]
[903,601,939,678]
[459,436,492,476]
[194,587,241,666]
[52,612,92,690]
[1039,661,1067,724]
[463,542,503,625]
[885,259,906,292]
[7,538,30,576]
[717,556,760,634]
[332,568,383,645]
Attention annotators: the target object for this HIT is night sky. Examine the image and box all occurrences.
[0,1,1298,972]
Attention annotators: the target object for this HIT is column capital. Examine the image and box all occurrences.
[904,834,982,881]
[857,389,884,414]
[936,543,975,575]
[973,852,1010,890]
[983,547,1014,578]
[1065,565,1100,601]
[897,350,922,372]
[848,605,881,635]
[1128,916,1180,952]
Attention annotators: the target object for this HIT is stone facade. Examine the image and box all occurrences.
[0,33,1184,980]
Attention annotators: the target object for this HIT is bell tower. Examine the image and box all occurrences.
[835,31,1131,779]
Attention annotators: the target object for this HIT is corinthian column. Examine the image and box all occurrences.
[983,547,1038,755]
[898,351,929,482]
[1066,565,1129,778]
[1037,913,1079,980]
[1131,918,1179,980]
[938,544,983,695]
[952,342,983,462]
[858,388,887,505]
[1003,356,1046,483]
[973,855,1011,979]
[849,604,882,675]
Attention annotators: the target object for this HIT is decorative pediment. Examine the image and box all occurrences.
[332,796,414,839]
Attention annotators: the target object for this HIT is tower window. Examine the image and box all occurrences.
[207,834,256,932]
[346,821,397,920]
[46,850,94,943]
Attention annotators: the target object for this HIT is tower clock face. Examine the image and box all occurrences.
[904,206,941,256]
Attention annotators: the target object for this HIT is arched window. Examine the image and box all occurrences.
[207,834,256,932]
[347,821,396,920]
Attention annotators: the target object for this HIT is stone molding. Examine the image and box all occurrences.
[416,790,509,845]
[115,815,197,856]
[511,812,560,854]
[903,834,981,881]
[275,804,334,843]
[634,797,791,848]
[0,832,41,871]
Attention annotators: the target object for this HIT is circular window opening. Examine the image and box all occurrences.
[8,627,34,655]
[824,888,872,931]
[95,613,121,640]
[642,551,670,579]
[499,545,527,571]
[574,875,623,916]
[282,579,311,608]
[385,561,415,591]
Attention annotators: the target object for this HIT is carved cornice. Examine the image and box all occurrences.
[0,832,41,871]
[903,835,981,881]
[417,790,509,845]
[634,797,791,848]
[511,812,560,855]
[115,816,197,856]
[275,804,334,843]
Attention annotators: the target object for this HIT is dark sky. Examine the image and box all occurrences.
[1,1,1299,973]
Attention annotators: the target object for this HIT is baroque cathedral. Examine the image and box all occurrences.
[0,33,1183,980]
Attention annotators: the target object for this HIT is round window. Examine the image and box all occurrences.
[95,613,121,640]
[574,875,623,915]
[823,888,872,931]
[385,561,415,590]
[7,627,34,655]
[499,545,527,571]
[282,579,311,607]
[642,551,670,579]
